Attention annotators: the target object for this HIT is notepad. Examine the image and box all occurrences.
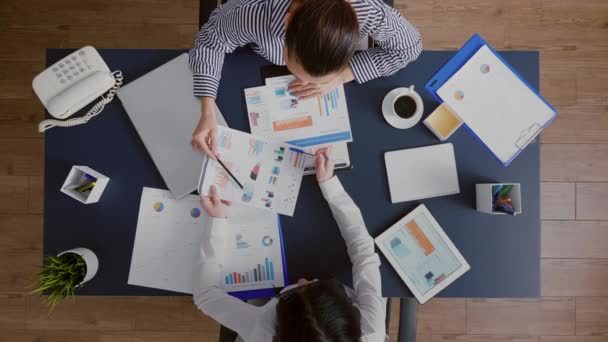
[385,143,460,203]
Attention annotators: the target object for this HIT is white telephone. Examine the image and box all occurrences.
[33,46,123,132]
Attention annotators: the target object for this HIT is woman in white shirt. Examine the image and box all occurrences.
[195,150,385,341]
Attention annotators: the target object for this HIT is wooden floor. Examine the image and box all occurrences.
[0,0,607,341]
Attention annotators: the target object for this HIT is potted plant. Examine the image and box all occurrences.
[32,247,99,311]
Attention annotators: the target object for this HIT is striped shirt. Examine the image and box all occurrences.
[189,0,422,98]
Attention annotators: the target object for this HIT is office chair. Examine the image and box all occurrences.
[198,1,418,341]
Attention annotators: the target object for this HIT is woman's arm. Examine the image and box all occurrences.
[193,187,261,340]
[315,152,386,337]
[188,0,266,99]
[350,3,423,83]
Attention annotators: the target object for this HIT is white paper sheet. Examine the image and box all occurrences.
[128,187,285,294]
[246,75,352,147]
[199,126,309,216]
[437,45,555,164]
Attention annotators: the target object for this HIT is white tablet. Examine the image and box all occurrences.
[375,204,470,304]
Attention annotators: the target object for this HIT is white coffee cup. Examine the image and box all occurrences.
[382,85,424,129]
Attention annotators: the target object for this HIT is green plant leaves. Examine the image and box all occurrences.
[31,252,87,313]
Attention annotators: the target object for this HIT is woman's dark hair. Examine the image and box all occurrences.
[274,279,361,342]
[285,0,360,77]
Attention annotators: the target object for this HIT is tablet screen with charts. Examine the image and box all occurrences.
[375,204,470,303]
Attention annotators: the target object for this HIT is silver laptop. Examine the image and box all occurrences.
[118,53,226,199]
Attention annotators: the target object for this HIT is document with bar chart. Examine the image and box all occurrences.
[244,75,352,148]
[198,126,309,216]
[221,204,286,293]
[128,188,287,298]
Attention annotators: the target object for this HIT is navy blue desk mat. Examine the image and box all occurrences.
[44,48,540,297]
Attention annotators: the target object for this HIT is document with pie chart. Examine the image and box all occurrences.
[128,187,286,295]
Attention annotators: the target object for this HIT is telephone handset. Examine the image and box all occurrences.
[33,46,123,132]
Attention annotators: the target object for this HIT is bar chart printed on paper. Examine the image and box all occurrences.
[199,126,309,216]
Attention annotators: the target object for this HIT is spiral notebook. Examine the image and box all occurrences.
[385,143,460,203]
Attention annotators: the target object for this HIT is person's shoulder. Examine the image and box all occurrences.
[220,0,269,13]
[349,0,387,12]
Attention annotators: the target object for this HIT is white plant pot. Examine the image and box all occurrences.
[57,247,99,286]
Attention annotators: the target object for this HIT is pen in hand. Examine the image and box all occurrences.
[215,154,244,189]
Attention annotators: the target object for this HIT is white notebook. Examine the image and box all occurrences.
[385,143,460,203]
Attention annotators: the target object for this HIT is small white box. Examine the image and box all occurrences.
[61,166,109,204]
[476,183,522,215]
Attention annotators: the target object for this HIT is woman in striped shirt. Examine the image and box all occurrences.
[189,0,422,158]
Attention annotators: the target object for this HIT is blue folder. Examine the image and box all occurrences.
[425,34,557,166]
[227,215,289,300]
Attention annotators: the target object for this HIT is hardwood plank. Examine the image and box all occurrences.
[540,337,608,342]
[418,336,432,342]
[99,331,219,342]
[0,25,67,62]
[394,0,433,27]
[540,67,578,106]
[541,50,608,70]
[431,335,539,342]
[577,68,608,105]
[131,296,219,333]
[504,24,608,51]
[576,183,608,220]
[388,297,400,341]
[541,105,608,144]
[466,298,575,335]
[576,297,608,336]
[541,182,576,220]
[0,251,39,293]
[0,214,42,251]
[28,176,43,213]
[5,0,198,26]
[0,99,45,138]
[65,24,196,49]
[414,23,505,50]
[0,61,42,100]
[1,330,100,342]
[541,259,608,296]
[417,298,466,334]
[0,176,29,213]
[541,144,608,182]
[0,138,44,176]
[540,0,608,26]
[430,0,543,25]
[26,296,136,331]
[0,293,26,330]
[541,221,608,258]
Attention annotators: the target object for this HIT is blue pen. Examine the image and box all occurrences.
[492,184,503,197]
[84,173,97,181]
[288,147,316,157]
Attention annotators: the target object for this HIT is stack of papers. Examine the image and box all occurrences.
[245,75,353,173]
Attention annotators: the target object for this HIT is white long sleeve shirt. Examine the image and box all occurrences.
[193,176,386,341]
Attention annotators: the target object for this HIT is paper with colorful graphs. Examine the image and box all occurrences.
[245,75,352,148]
[198,126,310,216]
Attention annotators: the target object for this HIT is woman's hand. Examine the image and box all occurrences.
[200,185,230,218]
[191,97,218,159]
[315,148,334,183]
[288,67,354,100]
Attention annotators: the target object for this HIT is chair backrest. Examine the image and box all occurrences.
[199,0,395,28]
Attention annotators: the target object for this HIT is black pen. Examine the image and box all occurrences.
[215,154,244,189]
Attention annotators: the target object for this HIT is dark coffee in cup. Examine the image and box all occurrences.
[393,95,417,119]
